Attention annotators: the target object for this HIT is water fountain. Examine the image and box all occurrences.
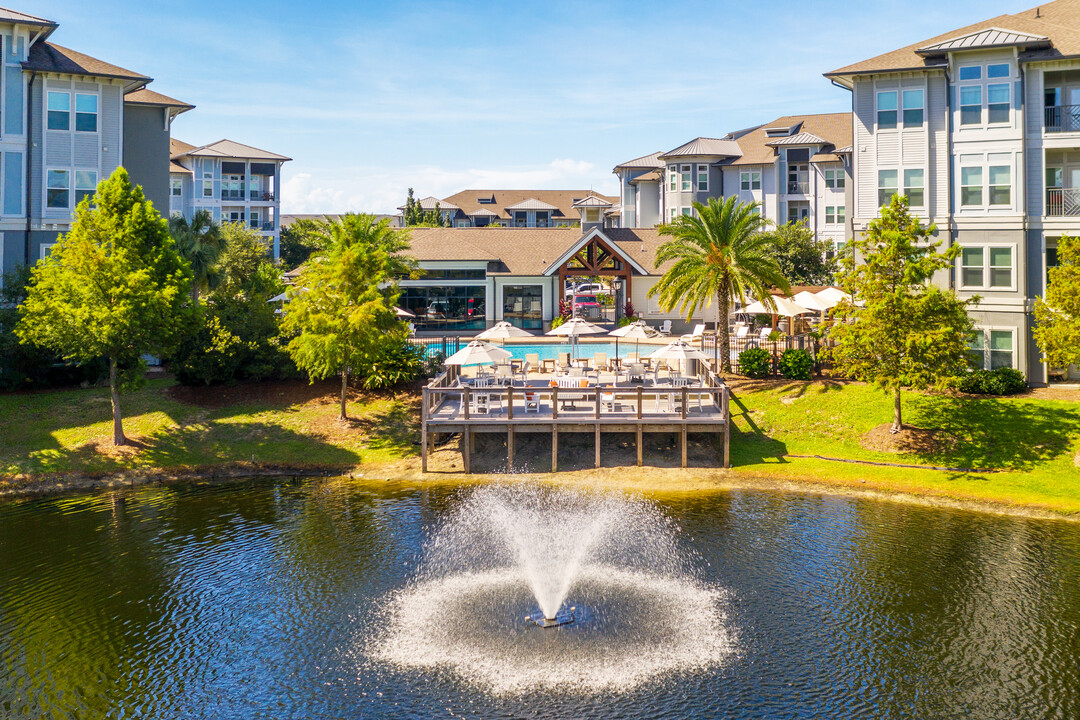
[371,485,735,695]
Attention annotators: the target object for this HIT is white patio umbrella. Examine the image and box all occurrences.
[740,296,812,318]
[792,291,831,312]
[815,286,862,309]
[475,320,533,343]
[646,339,713,377]
[395,306,415,318]
[608,320,652,359]
[443,340,512,367]
[546,317,607,360]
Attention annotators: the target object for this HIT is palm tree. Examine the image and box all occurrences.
[649,196,790,372]
[169,210,223,304]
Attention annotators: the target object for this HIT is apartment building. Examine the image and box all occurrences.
[169,139,291,260]
[613,113,854,253]
[399,190,619,228]
[826,0,1080,383]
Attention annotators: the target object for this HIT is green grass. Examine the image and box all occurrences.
[728,380,1080,514]
[0,379,419,478]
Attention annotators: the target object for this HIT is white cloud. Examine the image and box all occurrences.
[280,159,617,215]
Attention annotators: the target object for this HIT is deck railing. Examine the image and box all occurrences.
[1046,187,1080,216]
[1045,104,1080,132]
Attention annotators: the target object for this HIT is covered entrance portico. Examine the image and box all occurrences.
[544,228,650,328]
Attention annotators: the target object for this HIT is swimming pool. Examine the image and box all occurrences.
[497,341,640,361]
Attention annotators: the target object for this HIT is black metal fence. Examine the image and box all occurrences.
[406,335,464,358]
[701,333,829,376]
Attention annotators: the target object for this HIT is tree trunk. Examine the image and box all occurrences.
[340,369,349,421]
[109,356,127,446]
[192,284,200,307]
[891,387,902,434]
[718,291,732,373]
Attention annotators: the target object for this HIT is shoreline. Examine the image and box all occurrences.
[2,459,1077,523]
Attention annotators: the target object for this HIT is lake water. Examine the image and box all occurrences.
[1,480,1078,718]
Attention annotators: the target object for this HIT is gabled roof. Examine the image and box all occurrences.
[628,168,662,184]
[765,131,827,147]
[169,161,192,175]
[396,196,460,212]
[505,198,560,211]
[468,208,499,217]
[827,0,1080,82]
[726,112,852,166]
[613,151,665,170]
[542,228,651,276]
[125,88,194,111]
[916,27,1050,55]
[170,138,197,156]
[171,139,291,162]
[438,189,618,220]
[572,195,613,208]
[659,137,742,160]
[0,7,56,27]
[23,42,150,84]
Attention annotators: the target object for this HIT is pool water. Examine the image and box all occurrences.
[498,341,643,361]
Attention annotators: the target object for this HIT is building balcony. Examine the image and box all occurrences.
[220,190,278,202]
[786,181,809,195]
[1044,105,1080,133]
[1046,187,1080,216]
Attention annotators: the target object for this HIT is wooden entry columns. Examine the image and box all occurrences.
[556,234,632,303]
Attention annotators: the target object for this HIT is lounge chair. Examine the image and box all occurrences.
[734,325,750,338]
[567,366,585,378]
[758,327,773,341]
[594,352,608,371]
[681,324,707,342]
[600,388,617,412]
[525,353,541,377]
[557,352,572,373]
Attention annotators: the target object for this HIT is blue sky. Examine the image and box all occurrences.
[37,0,1023,213]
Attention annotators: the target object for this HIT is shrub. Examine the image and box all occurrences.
[958,367,1027,396]
[423,350,446,378]
[550,315,566,329]
[738,347,772,378]
[355,336,426,390]
[624,300,636,319]
[778,348,813,380]
[558,298,572,321]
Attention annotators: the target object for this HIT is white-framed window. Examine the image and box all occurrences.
[668,165,677,192]
[877,91,897,129]
[47,91,70,131]
[46,169,69,209]
[40,243,57,260]
[455,220,470,227]
[960,166,983,206]
[824,169,845,189]
[987,83,1010,124]
[904,169,924,207]
[75,170,97,206]
[825,205,845,224]
[960,85,982,125]
[696,164,708,192]
[170,178,182,197]
[989,164,1011,205]
[740,171,761,191]
[957,63,1012,128]
[960,245,1014,290]
[680,164,691,192]
[249,209,261,230]
[878,169,898,207]
[669,207,677,221]
[987,63,1010,79]
[968,328,1015,370]
[903,89,924,128]
[202,178,213,197]
[681,207,693,217]
[75,93,98,132]
[958,65,982,81]
[226,209,245,223]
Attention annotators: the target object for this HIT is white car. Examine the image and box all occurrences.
[565,282,607,296]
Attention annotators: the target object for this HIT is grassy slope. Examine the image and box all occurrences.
[2,378,1078,514]
[728,380,1080,514]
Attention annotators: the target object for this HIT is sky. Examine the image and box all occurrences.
[35,0,1026,214]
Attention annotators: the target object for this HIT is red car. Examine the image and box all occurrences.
[572,294,600,318]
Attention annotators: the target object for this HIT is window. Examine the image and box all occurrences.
[584,208,600,223]
[958,66,982,81]
[39,244,57,261]
[960,167,983,206]
[989,165,1011,205]
[824,169,845,189]
[740,171,761,191]
[969,329,1015,370]
[202,180,213,197]
[47,92,70,130]
[669,207,677,221]
[171,178,182,197]
[877,91,897,129]
[961,246,1013,289]
[668,165,677,192]
[878,169,898,207]
[75,94,98,132]
[903,89,924,127]
[987,63,1010,79]
[680,164,691,192]
[75,170,96,206]
[787,202,809,224]
[987,84,1010,124]
[697,164,708,192]
[46,170,69,209]
[904,169,924,207]
[249,210,261,230]
[681,207,692,217]
[960,86,982,125]
[825,206,845,224]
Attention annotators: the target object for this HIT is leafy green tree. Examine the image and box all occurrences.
[17,168,194,445]
[760,221,837,286]
[649,196,790,372]
[169,209,222,304]
[1033,235,1080,374]
[401,188,447,227]
[281,214,416,419]
[279,217,327,270]
[828,195,976,433]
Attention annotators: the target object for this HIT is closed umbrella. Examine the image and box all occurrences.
[546,317,606,360]
[443,340,512,367]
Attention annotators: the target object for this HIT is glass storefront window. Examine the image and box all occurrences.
[502,285,544,330]
[400,285,486,331]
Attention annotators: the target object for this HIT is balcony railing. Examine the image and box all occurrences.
[1045,105,1080,132]
[220,190,277,202]
[1046,187,1080,216]
[787,181,809,195]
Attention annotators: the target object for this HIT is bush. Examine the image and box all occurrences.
[738,347,772,378]
[550,315,566,329]
[423,350,446,378]
[778,348,813,380]
[355,336,426,390]
[958,367,1027,396]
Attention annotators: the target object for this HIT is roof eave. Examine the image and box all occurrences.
[824,63,948,86]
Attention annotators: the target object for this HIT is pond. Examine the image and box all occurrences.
[1,479,1078,718]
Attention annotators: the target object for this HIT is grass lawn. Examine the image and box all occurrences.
[1,376,1079,515]
[728,379,1080,514]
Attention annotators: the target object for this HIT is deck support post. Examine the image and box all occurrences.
[636,424,643,466]
[551,426,558,472]
[594,424,601,469]
[507,426,515,471]
[421,387,429,473]
[462,430,471,474]
[681,425,688,468]
[637,387,643,419]
[723,387,731,469]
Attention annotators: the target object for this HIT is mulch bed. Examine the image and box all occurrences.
[859,423,954,455]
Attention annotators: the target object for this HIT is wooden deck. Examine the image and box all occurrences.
[421,370,730,472]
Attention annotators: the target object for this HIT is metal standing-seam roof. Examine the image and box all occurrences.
[659,137,743,160]
[613,151,665,170]
[916,27,1050,55]
[0,7,57,26]
[173,139,291,162]
[571,195,613,208]
[504,198,560,212]
[765,132,828,147]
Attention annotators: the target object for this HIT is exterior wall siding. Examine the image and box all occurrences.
[123,104,170,214]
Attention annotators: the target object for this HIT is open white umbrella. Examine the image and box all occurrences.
[792,291,831,312]
[815,287,862,309]
[740,296,812,318]
[646,339,712,363]
[609,320,652,359]
[547,317,607,360]
[395,306,415,318]
[475,320,533,343]
[443,340,512,367]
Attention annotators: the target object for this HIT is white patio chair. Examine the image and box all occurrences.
[493,364,514,386]
[734,325,750,339]
[656,319,673,336]
[681,324,707,342]
[627,363,646,383]
[523,389,541,413]
[600,388,617,412]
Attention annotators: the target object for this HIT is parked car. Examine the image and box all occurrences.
[565,282,608,296]
[572,294,601,318]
